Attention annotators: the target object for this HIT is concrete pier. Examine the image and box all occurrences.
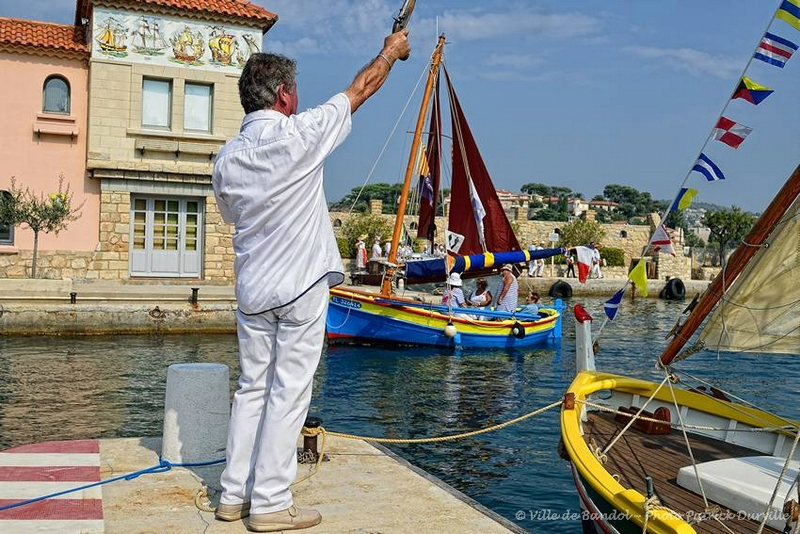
[101,436,520,533]
[0,277,711,336]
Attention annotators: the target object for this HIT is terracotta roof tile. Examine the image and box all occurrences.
[0,17,88,59]
[78,0,277,30]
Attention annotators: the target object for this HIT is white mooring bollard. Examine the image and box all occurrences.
[162,363,230,464]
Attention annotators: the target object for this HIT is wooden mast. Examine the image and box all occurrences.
[660,162,800,366]
[381,34,446,297]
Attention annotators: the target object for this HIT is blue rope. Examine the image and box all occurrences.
[0,457,225,512]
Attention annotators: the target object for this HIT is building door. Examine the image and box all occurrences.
[130,196,203,277]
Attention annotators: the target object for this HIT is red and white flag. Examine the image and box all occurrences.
[574,246,595,283]
[649,225,675,256]
[712,117,752,149]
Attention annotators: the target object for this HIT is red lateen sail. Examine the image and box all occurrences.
[416,81,441,241]
[444,67,520,255]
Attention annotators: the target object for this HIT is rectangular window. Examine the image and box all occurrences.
[142,78,172,129]
[184,83,212,132]
[0,191,13,245]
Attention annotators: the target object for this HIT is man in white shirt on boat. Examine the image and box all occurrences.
[371,236,383,260]
[212,30,410,532]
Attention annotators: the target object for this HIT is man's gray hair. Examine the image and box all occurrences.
[238,53,297,114]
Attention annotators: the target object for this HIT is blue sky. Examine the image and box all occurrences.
[4,0,800,212]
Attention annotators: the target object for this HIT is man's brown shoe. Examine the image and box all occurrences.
[245,505,322,532]
[215,501,251,521]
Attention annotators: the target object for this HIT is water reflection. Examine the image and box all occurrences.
[1,296,798,533]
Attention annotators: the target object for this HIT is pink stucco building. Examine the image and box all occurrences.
[0,0,276,280]
[0,18,98,262]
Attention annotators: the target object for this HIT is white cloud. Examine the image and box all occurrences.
[415,7,602,42]
[625,46,741,79]
[257,2,603,57]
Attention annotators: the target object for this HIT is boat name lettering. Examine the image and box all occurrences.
[332,297,361,309]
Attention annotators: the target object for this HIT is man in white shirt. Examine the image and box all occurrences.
[212,30,410,532]
[371,237,383,260]
[590,241,603,279]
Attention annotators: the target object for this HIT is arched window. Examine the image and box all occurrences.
[43,75,70,114]
[410,222,418,230]
[333,219,342,228]
[620,230,628,238]
[0,191,14,245]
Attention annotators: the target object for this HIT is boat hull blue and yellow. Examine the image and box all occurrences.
[326,287,563,349]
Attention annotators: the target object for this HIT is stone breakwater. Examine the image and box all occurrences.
[0,277,710,336]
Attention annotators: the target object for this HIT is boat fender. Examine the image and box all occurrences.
[548,280,573,299]
[660,278,686,301]
[511,321,526,339]
[444,321,458,338]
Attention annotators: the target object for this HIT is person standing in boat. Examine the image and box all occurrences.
[370,236,383,260]
[355,234,368,271]
[495,264,519,312]
[212,30,411,532]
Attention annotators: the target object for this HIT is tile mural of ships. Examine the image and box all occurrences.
[92,8,261,70]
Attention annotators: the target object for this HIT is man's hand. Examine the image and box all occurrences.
[344,30,411,113]
[381,29,411,64]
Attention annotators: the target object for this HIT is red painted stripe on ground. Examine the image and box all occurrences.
[3,440,99,454]
[0,465,100,482]
[0,499,103,520]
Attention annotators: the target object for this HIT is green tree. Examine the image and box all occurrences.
[531,207,568,222]
[340,213,393,259]
[331,183,404,214]
[0,175,83,278]
[702,207,755,266]
[520,182,552,197]
[558,218,606,248]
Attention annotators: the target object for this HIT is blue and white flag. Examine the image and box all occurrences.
[604,288,625,321]
[692,153,726,182]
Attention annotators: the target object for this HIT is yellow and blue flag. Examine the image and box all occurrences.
[777,0,800,31]
[670,187,699,212]
[628,258,648,297]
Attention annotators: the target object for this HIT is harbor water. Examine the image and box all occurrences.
[1,296,799,533]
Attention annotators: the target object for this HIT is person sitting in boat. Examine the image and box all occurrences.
[495,264,519,313]
[468,278,492,308]
[468,277,492,321]
[519,291,540,317]
[442,272,467,307]
[355,234,368,271]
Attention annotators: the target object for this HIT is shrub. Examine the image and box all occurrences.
[600,246,625,267]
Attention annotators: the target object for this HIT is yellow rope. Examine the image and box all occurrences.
[301,400,563,445]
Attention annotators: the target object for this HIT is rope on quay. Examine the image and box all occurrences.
[0,457,225,513]
[0,398,564,514]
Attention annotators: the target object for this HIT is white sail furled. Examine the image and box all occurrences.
[698,199,800,354]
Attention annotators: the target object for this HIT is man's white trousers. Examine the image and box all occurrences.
[219,281,328,514]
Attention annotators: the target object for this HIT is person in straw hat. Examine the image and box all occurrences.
[495,264,519,312]
[355,234,368,270]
